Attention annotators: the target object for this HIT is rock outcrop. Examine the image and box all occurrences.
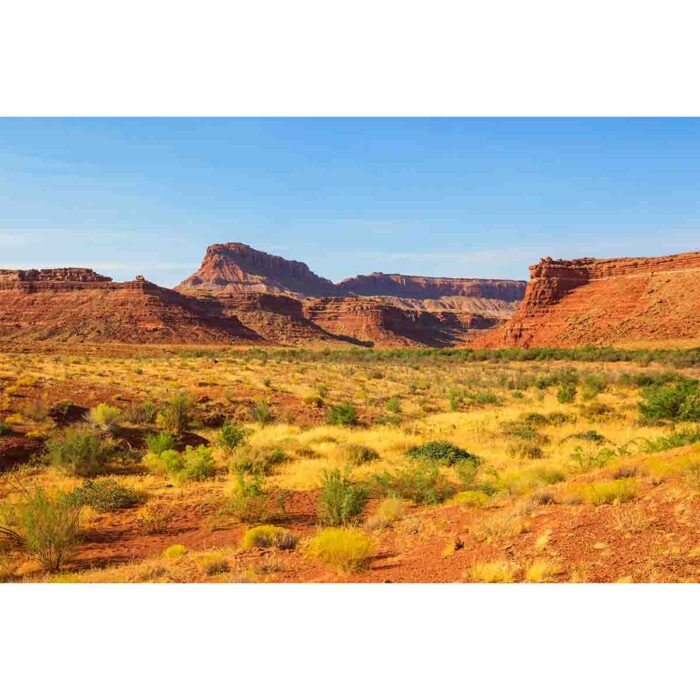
[0,270,259,344]
[473,252,700,347]
[176,242,340,297]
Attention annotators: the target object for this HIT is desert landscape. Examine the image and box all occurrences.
[1,243,700,583]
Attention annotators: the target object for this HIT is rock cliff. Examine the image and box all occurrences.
[472,252,700,347]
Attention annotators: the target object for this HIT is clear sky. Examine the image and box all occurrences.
[1,118,699,287]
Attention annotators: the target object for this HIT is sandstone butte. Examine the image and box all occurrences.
[471,251,700,348]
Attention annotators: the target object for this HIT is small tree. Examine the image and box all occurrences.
[158,392,191,434]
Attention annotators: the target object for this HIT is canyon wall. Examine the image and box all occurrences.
[473,253,700,347]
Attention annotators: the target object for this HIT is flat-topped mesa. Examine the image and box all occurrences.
[0,268,112,284]
[472,251,700,348]
[338,272,526,301]
[176,242,340,297]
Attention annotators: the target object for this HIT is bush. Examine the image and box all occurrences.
[163,544,187,558]
[88,403,122,432]
[143,449,183,475]
[406,441,479,467]
[452,490,490,508]
[642,429,700,453]
[135,503,174,534]
[568,430,607,444]
[373,462,454,505]
[145,431,178,455]
[158,392,191,434]
[228,445,287,476]
[507,442,545,460]
[218,422,245,452]
[327,402,358,426]
[241,525,296,550]
[385,396,401,414]
[306,528,374,572]
[318,469,368,526]
[221,473,270,523]
[365,497,407,529]
[557,384,577,404]
[175,446,216,482]
[46,427,115,477]
[344,444,380,466]
[0,487,81,572]
[573,478,638,505]
[65,479,142,512]
[0,421,12,436]
[252,398,273,425]
[638,380,700,422]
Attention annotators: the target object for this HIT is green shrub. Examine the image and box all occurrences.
[218,422,245,452]
[241,524,296,550]
[228,445,287,475]
[143,448,183,475]
[406,441,479,466]
[638,380,700,422]
[252,398,273,425]
[176,446,216,482]
[88,403,122,432]
[344,443,380,466]
[65,479,142,512]
[46,427,115,477]
[318,468,368,526]
[373,462,454,505]
[0,421,12,436]
[306,527,374,572]
[0,487,81,572]
[158,392,191,434]
[327,402,358,426]
[220,473,269,523]
[557,384,577,404]
[642,429,700,453]
[386,396,401,414]
[145,431,178,455]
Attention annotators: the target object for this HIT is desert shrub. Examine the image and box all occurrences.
[327,402,358,426]
[88,403,122,432]
[306,527,374,572]
[642,429,700,453]
[472,508,530,542]
[158,392,191,434]
[385,396,401,414]
[228,445,287,476]
[344,443,379,466]
[46,427,115,477]
[163,544,187,558]
[568,430,607,444]
[175,446,216,482]
[135,503,174,534]
[638,380,700,422]
[572,478,638,505]
[199,553,230,575]
[683,463,700,490]
[582,373,608,400]
[525,559,563,583]
[0,487,81,572]
[143,448,182,475]
[452,490,490,508]
[303,393,324,408]
[365,497,408,529]
[221,473,270,524]
[252,398,273,425]
[406,441,479,467]
[507,442,545,460]
[318,468,368,526]
[65,478,142,512]
[580,401,616,421]
[146,431,178,455]
[521,411,573,427]
[468,560,519,583]
[557,383,577,404]
[242,525,296,550]
[501,421,544,442]
[373,462,454,505]
[218,421,246,452]
[467,391,502,406]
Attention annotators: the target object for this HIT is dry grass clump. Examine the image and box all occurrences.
[525,559,564,582]
[568,478,638,506]
[471,507,531,542]
[305,527,374,572]
[451,490,490,508]
[365,497,408,529]
[135,503,175,535]
[468,560,519,583]
[241,525,296,550]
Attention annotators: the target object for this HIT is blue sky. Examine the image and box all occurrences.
[1,118,699,287]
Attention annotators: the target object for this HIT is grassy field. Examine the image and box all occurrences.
[1,345,700,582]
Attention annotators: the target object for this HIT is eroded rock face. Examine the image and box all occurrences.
[176,243,340,297]
[473,252,700,348]
[0,270,259,344]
